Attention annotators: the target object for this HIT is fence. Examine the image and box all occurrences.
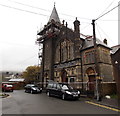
[37,81,117,97]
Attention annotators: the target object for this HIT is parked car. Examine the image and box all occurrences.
[2,84,14,92]
[24,84,42,94]
[46,81,80,100]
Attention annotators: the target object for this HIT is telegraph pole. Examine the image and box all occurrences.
[92,19,101,101]
[92,20,99,75]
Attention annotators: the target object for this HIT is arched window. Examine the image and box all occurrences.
[55,45,60,63]
[55,39,74,63]
[61,39,74,62]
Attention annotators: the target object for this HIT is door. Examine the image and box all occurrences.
[88,75,95,92]
[56,84,62,97]
[51,83,57,96]
[61,68,68,83]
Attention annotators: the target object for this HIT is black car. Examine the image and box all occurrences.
[24,84,42,94]
[46,82,80,100]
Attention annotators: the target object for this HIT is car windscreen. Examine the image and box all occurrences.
[61,84,73,90]
[6,85,13,87]
[31,85,38,88]
[26,84,38,87]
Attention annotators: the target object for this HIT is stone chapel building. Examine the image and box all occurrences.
[37,5,114,92]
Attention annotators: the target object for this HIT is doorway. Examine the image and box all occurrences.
[61,68,68,83]
[88,75,95,91]
[86,67,96,96]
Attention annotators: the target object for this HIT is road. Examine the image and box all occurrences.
[2,90,119,115]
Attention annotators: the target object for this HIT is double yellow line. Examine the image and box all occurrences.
[86,101,120,112]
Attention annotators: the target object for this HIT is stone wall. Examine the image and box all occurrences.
[101,82,117,96]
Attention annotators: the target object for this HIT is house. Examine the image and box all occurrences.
[37,5,114,95]
[8,78,25,90]
[111,45,120,97]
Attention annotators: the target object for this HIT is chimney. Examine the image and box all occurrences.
[103,38,107,45]
[73,17,80,38]
[62,20,65,26]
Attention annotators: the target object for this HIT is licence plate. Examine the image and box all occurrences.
[73,95,78,97]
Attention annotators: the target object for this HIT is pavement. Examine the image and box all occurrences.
[81,94,120,110]
[0,92,9,98]
[90,98,119,109]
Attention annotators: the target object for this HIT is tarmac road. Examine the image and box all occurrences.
[2,90,119,115]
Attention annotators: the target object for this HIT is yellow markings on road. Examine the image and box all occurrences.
[85,101,120,112]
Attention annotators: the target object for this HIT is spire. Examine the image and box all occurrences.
[48,4,60,23]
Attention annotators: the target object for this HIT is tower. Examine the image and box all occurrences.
[37,5,61,84]
[73,17,80,38]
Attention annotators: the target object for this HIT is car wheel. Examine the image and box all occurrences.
[31,90,33,94]
[62,94,65,100]
[25,89,27,93]
[47,91,51,97]
[40,90,42,93]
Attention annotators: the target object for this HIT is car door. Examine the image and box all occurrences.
[56,84,62,97]
[26,85,31,92]
[51,83,57,96]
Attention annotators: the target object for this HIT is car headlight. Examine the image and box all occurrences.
[32,88,36,90]
[66,91,72,95]
[78,91,80,94]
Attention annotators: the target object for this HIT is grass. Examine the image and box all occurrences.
[110,94,118,99]
[0,93,9,98]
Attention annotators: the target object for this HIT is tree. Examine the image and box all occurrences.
[22,66,41,84]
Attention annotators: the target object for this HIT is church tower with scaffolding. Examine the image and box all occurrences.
[37,5,114,95]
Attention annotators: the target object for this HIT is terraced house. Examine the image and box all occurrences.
[37,5,114,94]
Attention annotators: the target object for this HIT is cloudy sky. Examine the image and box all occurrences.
[0,0,119,72]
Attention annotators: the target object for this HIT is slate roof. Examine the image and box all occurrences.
[9,78,25,82]
[48,5,60,23]
[111,45,120,54]
[82,36,110,50]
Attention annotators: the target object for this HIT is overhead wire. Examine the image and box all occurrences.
[81,23,91,31]
[2,54,38,71]
[95,3,120,21]
[93,2,119,46]
[0,3,48,16]
[96,23,116,45]
[18,55,37,64]
[2,0,92,21]
[0,41,37,47]
[7,55,38,69]
[98,19,120,21]
[1,1,118,44]
[96,23,102,40]
[6,0,50,12]
[97,0,117,18]
[0,2,91,25]
[1,0,118,71]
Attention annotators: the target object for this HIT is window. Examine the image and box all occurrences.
[54,71,57,77]
[71,68,74,74]
[53,83,57,88]
[84,50,95,64]
[4,84,13,88]
[70,77,75,82]
[57,40,74,62]
[47,83,53,88]
[62,85,69,90]
[56,84,61,89]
